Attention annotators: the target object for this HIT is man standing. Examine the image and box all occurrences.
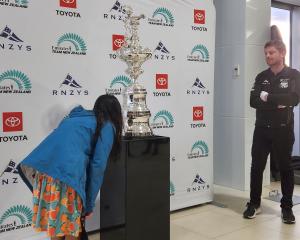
[243,40,300,224]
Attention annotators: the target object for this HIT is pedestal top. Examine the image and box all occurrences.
[122,135,170,142]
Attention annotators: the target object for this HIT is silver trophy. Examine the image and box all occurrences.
[117,6,153,137]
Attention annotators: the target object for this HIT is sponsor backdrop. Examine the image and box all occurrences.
[0,0,215,239]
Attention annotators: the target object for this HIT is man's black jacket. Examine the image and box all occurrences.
[250,67,300,128]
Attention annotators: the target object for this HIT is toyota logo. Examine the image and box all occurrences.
[157,77,167,86]
[5,117,21,128]
[195,13,204,21]
[114,39,125,48]
[194,110,203,118]
[62,0,75,3]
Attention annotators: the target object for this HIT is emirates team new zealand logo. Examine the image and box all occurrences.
[52,33,87,55]
[170,181,175,196]
[151,110,174,129]
[148,7,175,27]
[0,0,29,8]
[187,140,209,159]
[187,44,209,62]
[0,70,31,94]
[0,205,33,233]
[106,75,132,95]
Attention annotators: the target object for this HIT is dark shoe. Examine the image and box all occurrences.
[243,202,261,219]
[281,208,295,224]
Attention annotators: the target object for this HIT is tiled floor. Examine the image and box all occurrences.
[89,182,300,240]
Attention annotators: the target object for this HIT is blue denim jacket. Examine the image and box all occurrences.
[18,106,114,213]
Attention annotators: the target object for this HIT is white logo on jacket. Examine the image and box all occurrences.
[279,79,289,88]
[262,80,270,85]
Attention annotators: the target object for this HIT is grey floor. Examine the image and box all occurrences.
[89,182,300,240]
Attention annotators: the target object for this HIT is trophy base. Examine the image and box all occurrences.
[124,121,153,137]
[124,131,153,137]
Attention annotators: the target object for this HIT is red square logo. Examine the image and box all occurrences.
[193,106,204,121]
[156,74,168,89]
[60,0,77,9]
[194,10,205,24]
[3,112,23,132]
[112,34,125,51]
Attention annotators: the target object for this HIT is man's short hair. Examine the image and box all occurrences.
[264,40,286,53]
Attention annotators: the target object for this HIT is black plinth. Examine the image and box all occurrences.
[100,136,170,240]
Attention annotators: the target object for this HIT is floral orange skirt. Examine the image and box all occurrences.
[32,173,83,237]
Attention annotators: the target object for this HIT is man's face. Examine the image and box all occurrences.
[264,46,285,67]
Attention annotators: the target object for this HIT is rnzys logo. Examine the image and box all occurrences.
[52,74,88,96]
[0,26,32,52]
[103,1,126,21]
[153,42,175,61]
[187,78,210,95]
[186,174,210,193]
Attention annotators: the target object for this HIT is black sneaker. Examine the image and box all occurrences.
[243,202,261,219]
[281,208,295,224]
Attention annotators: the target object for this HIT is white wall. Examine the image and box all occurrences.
[213,0,246,189]
[213,0,271,190]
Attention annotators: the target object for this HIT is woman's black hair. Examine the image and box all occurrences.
[92,94,123,157]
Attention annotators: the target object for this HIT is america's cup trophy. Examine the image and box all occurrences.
[117,6,153,137]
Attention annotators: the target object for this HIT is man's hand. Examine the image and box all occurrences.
[260,91,269,102]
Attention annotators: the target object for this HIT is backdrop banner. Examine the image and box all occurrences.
[0,0,215,239]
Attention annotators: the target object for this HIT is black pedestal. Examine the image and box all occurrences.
[100,136,170,240]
